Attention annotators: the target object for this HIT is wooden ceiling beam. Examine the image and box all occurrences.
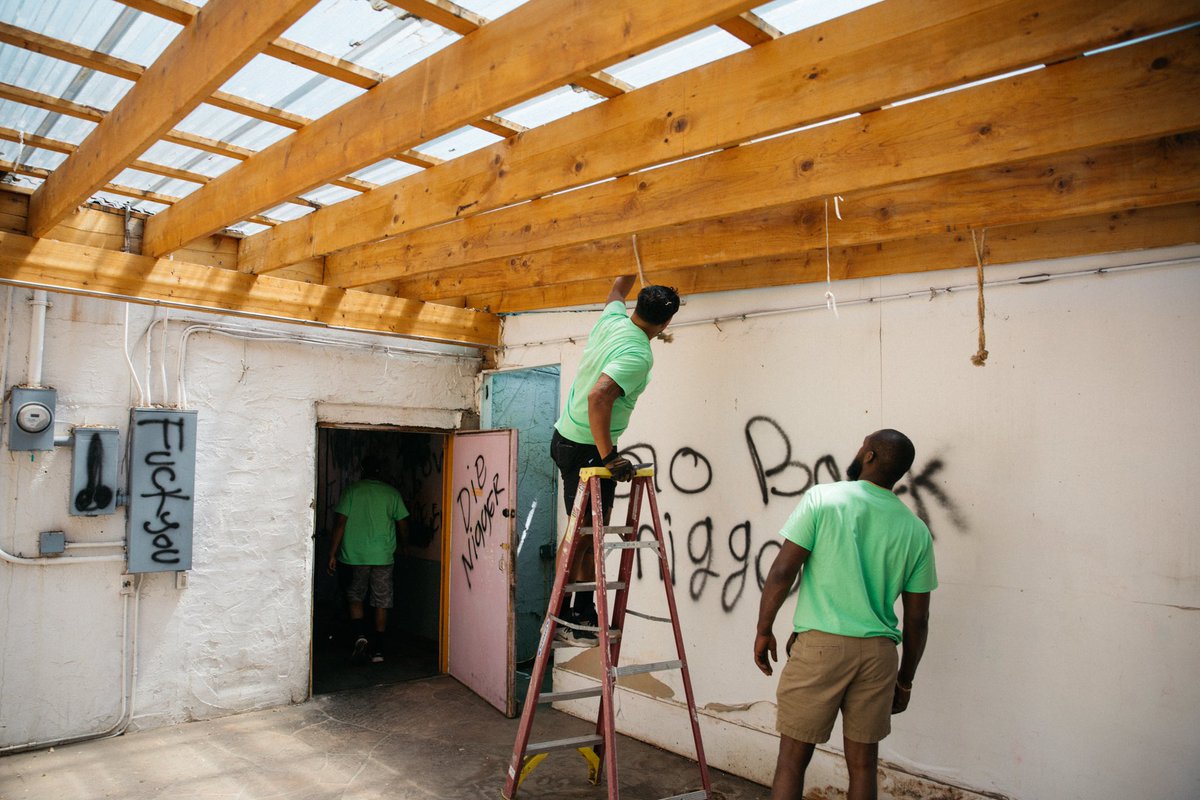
[0,20,318,133]
[327,26,1200,288]
[717,11,782,46]
[243,0,1200,277]
[385,0,629,97]
[472,115,529,138]
[113,0,387,88]
[388,134,1200,301]
[466,202,1200,313]
[382,0,487,35]
[0,231,500,346]
[141,0,764,257]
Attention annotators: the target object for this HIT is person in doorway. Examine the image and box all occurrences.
[550,275,680,644]
[754,429,937,800]
[327,455,409,664]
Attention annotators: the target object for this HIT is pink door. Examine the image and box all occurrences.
[448,429,518,716]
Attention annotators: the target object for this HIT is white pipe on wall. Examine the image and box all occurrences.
[26,290,49,387]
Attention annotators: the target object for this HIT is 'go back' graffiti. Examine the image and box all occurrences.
[614,413,965,613]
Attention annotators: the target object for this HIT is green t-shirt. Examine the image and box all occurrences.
[334,479,409,566]
[554,300,653,445]
[781,480,937,643]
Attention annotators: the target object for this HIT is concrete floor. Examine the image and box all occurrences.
[0,676,769,800]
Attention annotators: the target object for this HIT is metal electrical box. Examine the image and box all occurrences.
[126,408,198,573]
[70,427,120,516]
[8,387,56,451]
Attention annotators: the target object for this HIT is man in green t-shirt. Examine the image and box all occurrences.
[551,275,680,644]
[327,455,409,664]
[754,429,937,800]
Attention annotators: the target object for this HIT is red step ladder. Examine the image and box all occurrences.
[502,465,711,800]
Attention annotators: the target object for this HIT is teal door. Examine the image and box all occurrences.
[482,366,560,700]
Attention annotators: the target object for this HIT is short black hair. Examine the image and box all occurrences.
[870,429,916,485]
[360,455,385,479]
[635,285,680,325]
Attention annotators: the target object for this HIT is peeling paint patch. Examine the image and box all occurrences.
[702,700,775,714]
[559,650,676,699]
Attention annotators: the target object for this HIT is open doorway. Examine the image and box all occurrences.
[312,425,446,695]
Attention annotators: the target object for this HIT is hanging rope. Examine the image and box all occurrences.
[631,233,650,289]
[970,228,989,366]
[822,197,843,318]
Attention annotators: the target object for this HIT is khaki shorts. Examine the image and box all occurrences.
[776,629,899,744]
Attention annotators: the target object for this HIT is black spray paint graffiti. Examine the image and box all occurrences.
[458,454,506,590]
[136,416,191,564]
[616,414,967,613]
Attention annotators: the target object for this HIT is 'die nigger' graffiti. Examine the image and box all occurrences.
[457,453,507,590]
[127,409,198,573]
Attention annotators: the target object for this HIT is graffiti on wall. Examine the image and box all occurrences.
[458,454,507,590]
[611,413,966,613]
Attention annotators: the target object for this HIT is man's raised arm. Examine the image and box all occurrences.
[607,275,636,305]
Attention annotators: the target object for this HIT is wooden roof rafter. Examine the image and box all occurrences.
[0,230,500,346]
[460,201,1200,313]
[140,0,766,257]
[382,134,1200,303]
[313,0,1200,288]
[0,81,379,196]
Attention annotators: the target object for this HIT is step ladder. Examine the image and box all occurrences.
[502,465,711,800]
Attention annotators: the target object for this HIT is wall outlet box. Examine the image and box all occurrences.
[38,530,66,555]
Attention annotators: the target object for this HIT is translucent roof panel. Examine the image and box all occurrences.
[498,85,605,130]
[300,184,360,207]
[0,140,67,171]
[356,19,460,77]
[0,43,133,112]
[415,126,503,161]
[752,0,883,35]
[139,141,241,179]
[44,115,98,146]
[455,0,530,20]
[351,159,422,185]
[176,104,292,152]
[0,0,125,51]
[221,54,365,120]
[100,8,179,66]
[261,202,313,223]
[91,190,166,215]
[228,221,270,236]
[0,98,53,136]
[112,168,199,199]
[605,27,748,90]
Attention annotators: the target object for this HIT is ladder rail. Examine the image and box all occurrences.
[647,484,713,796]
[504,470,711,800]
[590,475,622,800]
[503,473,591,799]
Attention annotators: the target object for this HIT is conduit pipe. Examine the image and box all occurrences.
[502,255,1200,350]
[0,574,141,754]
[26,289,49,386]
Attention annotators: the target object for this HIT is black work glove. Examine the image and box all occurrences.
[603,451,635,482]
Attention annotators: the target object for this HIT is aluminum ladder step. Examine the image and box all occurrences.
[613,659,683,678]
[564,581,627,592]
[538,686,602,704]
[602,539,659,551]
[526,733,603,755]
[578,525,634,536]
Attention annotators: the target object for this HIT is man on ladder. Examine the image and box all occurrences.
[549,274,680,644]
[506,274,708,800]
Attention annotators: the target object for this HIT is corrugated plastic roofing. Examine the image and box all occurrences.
[0,0,882,228]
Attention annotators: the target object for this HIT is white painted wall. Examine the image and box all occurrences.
[0,293,478,749]
[499,245,1200,800]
